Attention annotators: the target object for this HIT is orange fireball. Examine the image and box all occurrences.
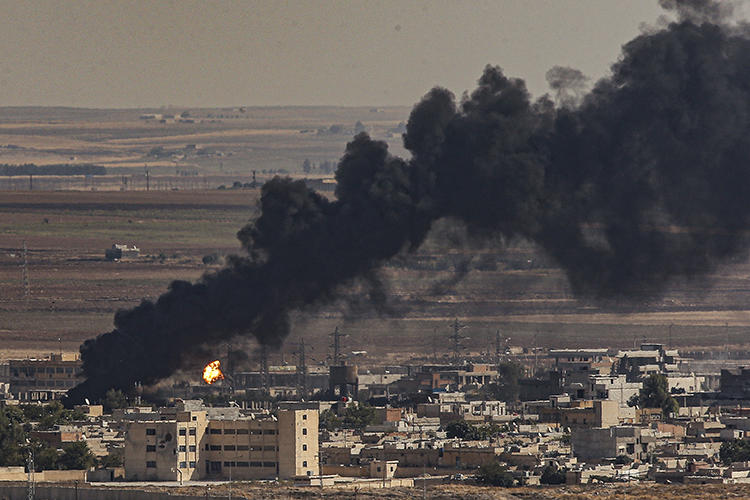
[202,360,224,384]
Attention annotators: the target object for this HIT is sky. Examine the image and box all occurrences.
[0,0,669,109]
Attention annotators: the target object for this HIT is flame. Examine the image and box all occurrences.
[202,360,224,384]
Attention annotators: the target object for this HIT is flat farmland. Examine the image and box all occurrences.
[0,106,749,364]
[0,190,256,357]
[3,188,750,363]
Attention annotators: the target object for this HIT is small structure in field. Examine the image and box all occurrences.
[105,243,140,261]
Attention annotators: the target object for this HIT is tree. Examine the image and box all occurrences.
[102,389,128,413]
[445,420,475,440]
[35,445,60,471]
[540,464,566,484]
[58,442,96,470]
[354,121,366,134]
[720,439,750,465]
[480,361,522,402]
[319,410,341,431]
[0,408,27,466]
[342,404,375,430]
[476,462,514,486]
[638,374,679,417]
[99,452,123,468]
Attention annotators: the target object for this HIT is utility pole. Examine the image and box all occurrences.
[449,318,467,362]
[21,240,30,300]
[329,327,347,365]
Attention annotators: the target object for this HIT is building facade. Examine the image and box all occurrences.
[124,402,319,481]
[7,353,82,400]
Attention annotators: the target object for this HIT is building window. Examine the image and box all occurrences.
[263,462,276,468]
[210,461,221,472]
[263,445,275,451]
[250,462,262,467]
[179,429,186,436]
[179,461,187,468]
[146,428,156,436]
[210,428,222,434]
[189,461,196,468]
[189,428,196,436]
[210,445,221,451]
[237,445,249,451]
[205,444,210,450]
[302,414,307,420]
[262,429,276,435]
[146,445,156,452]
[303,461,307,467]
[189,445,196,452]
[237,462,249,467]
[146,461,156,468]
[237,429,249,435]
[224,429,236,434]
[179,445,186,452]
[302,444,307,451]
[302,428,307,435]
[223,461,235,467]
[224,445,235,451]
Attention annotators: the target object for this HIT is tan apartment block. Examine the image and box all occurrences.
[124,402,318,481]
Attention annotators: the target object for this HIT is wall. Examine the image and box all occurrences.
[0,485,208,500]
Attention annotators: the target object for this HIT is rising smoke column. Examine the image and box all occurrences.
[67,1,750,403]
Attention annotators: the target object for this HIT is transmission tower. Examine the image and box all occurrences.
[26,447,34,500]
[495,330,502,365]
[295,338,308,400]
[329,327,348,365]
[449,318,468,362]
[21,240,30,300]
[259,344,269,395]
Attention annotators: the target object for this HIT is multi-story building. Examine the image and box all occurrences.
[124,401,319,481]
[7,353,82,400]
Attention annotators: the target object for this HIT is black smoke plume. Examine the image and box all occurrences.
[66,2,750,403]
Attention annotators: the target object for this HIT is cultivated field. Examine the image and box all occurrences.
[0,107,749,367]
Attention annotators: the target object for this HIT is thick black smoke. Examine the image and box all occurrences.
[67,2,750,403]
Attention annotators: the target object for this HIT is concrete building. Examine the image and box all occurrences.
[124,401,318,481]
[586,374,642,407]
[537,400,619,428]
[572,426,657,462]
[720,367,750,399]
[7,353,82,400]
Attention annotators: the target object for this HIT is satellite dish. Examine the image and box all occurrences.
[85,398,90,405]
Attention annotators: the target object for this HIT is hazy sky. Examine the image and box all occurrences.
[0,1,669,108]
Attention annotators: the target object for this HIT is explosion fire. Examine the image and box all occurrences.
[202,360,224,384]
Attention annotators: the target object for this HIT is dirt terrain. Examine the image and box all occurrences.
[1,107,750,365]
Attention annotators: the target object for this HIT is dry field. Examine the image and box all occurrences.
[0,107,750,365]
[2,188,750,367]
[70,482,750,499]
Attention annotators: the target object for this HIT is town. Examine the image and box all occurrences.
[2,329,750,497]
